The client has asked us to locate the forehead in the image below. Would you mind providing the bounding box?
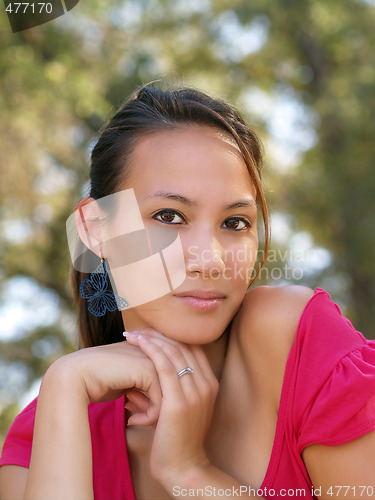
[126,126,256,198]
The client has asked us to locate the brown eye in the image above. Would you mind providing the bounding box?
[160,211,175,222]
[153,210,185,225]
[223,217,250,231]
[226,219,240,229]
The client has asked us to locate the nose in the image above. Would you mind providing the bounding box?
[184,227,226,278]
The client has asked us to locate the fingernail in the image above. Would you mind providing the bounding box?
[138,335,149,344]
[126,331,138,339]
[122,331,128,338]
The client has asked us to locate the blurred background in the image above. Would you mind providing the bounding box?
[1,0,375,446]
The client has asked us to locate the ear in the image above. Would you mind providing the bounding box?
[75,197,104,258]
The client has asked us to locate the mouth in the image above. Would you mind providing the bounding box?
[173,289,226,311]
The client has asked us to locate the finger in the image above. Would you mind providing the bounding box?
[125,400,142,414]
[141,335,196,377]
[126,327,183,347]
[136,336,198,402]
[127,329,217,396]
[127,330,196,382]
[125,332,162,352]
[127,328,195,368]
[190,345,219,389]
[127,407,158,427]
[127,394,159,427]
[127,329,215,383]
[143,338,219,410]
[128,368,162,426]
[126,390,150,413]
[137,334,215,392]
[140,335,196,371]
[126,390,161,426]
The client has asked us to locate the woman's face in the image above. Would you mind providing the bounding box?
[119,126,259,344]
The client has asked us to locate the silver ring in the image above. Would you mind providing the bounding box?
[177,367,194,378]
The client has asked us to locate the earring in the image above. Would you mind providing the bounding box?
[80,256,128,317]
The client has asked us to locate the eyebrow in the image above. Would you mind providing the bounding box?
[145,191,257,210]
[145,191,197,206]
[226,200,257,210]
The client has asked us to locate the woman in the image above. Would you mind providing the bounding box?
[0,84,374,500]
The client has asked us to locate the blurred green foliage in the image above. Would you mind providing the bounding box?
[1,0,375,446]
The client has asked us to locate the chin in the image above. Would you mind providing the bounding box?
[165,320,229,344]
[124,292,242,345]
[143,312,231,344]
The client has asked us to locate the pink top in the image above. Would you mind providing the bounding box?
[1,288,375,499]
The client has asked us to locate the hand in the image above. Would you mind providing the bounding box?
[126,328,219,488]
[125,389,155,424]
[46,341,162,426]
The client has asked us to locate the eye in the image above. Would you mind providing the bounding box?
[223,217,251,231]
[153,209,186,225]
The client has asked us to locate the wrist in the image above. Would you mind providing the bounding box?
[41,354,91,406]
[155,456,212,493]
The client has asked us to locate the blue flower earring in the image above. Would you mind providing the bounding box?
[79,255,128,317]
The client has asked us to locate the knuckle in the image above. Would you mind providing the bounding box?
[158,357,175,375]
[211,376,220,395]
[198,376,219,400]
[163,343,181,359]
[199,379,212,399]
[179,344,191,358]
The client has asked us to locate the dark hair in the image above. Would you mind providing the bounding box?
[71,83,270,348]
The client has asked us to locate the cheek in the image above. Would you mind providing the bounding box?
[224,239,258,284]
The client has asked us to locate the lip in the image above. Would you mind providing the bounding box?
[174,289,226,300]
[173,289,226,311]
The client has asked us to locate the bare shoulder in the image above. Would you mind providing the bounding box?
[233,285,315,407]
[238,284,315,343]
